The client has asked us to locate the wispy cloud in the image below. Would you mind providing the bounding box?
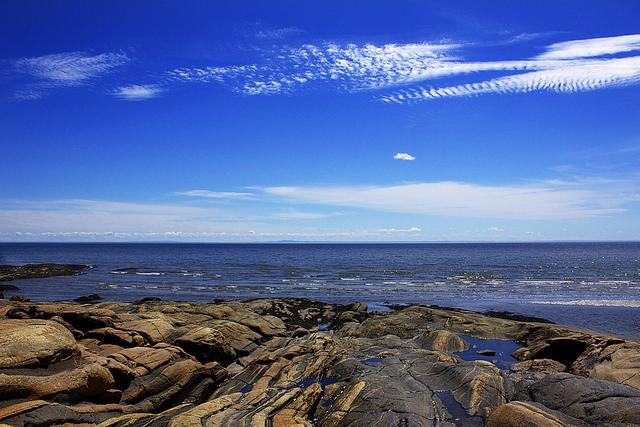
[537,34,640,60]
[394,152,416,161]
[167,34,640,102]
[264,180,631,220]
[113,84,163,100]
[10,51,129,99]
[168,42,462,95]
[176,190,256,200]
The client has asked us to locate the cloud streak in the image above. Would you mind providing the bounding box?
[537,34,640,60]
[176,190,256,200]
[264,180,629,220]
[382,56,640,103]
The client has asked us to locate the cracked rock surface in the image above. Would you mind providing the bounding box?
[0,298,639,426]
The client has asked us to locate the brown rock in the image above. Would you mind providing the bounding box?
[591,347,640,389]
[0,363,115,402]
[114,318,176,344]
[415,329,469,352]
[175,326,236,365]
[0,319,78,369]
[488,401,586,426]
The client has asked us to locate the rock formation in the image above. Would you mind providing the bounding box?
[0,298,638,426]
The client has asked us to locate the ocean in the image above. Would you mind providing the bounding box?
[1,242,639,337]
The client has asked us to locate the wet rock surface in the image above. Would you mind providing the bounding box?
[0,298,638,426]
[0,264,90,282]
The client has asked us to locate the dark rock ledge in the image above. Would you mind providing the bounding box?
[0,298,638,426]
[0,264,90,282]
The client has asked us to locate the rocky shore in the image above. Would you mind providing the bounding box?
[0,296,639,427]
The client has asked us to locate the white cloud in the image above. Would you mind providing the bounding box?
[11,51,128,98]
[537,34,640,60]
[113,84,163,100]
[264,180,629,219]
[176,190,256,200]
[488,227,505,232]
[394,152,416,161]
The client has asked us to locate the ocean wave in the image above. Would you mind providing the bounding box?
[518,280,575,285]
[532,299,640,307]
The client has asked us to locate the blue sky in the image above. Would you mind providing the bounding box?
[1,0,639,242]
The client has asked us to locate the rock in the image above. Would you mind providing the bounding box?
[86,327,140,347]
[0,264,89,281]
[0,298,638,426]
[591,347,640,389]
[488,401,586,426]
[336,310,359,323]
[478,349,496,356]
[0,284,18,291]
[122,359,213,411]
[174,326,236,365]
[512,359,566,373]
[136,297,161,303]
[0,363,115,402]
[115,319,176,344]
[484,310,554,324]
[346,302,368,313]
[415,330,469,352]
[516,336,589,370]
[74,294,102,303]
[527,373,640,425]
[10,295,30,302]
[112,346,184,376]
[0,400,124,426]
[0,319,78,368]
[292,327,309,337]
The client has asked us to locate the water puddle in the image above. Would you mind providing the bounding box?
[360,357,385,366]
[434,391,483,426]
[456,335,520,370]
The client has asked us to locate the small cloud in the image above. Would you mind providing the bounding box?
[113,84,163,101]
[488,227,505,232]
[394,152,416,161]
[176,190,256,200]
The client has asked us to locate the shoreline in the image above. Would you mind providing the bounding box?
[1,297,639,426]
[2,262,639,340]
